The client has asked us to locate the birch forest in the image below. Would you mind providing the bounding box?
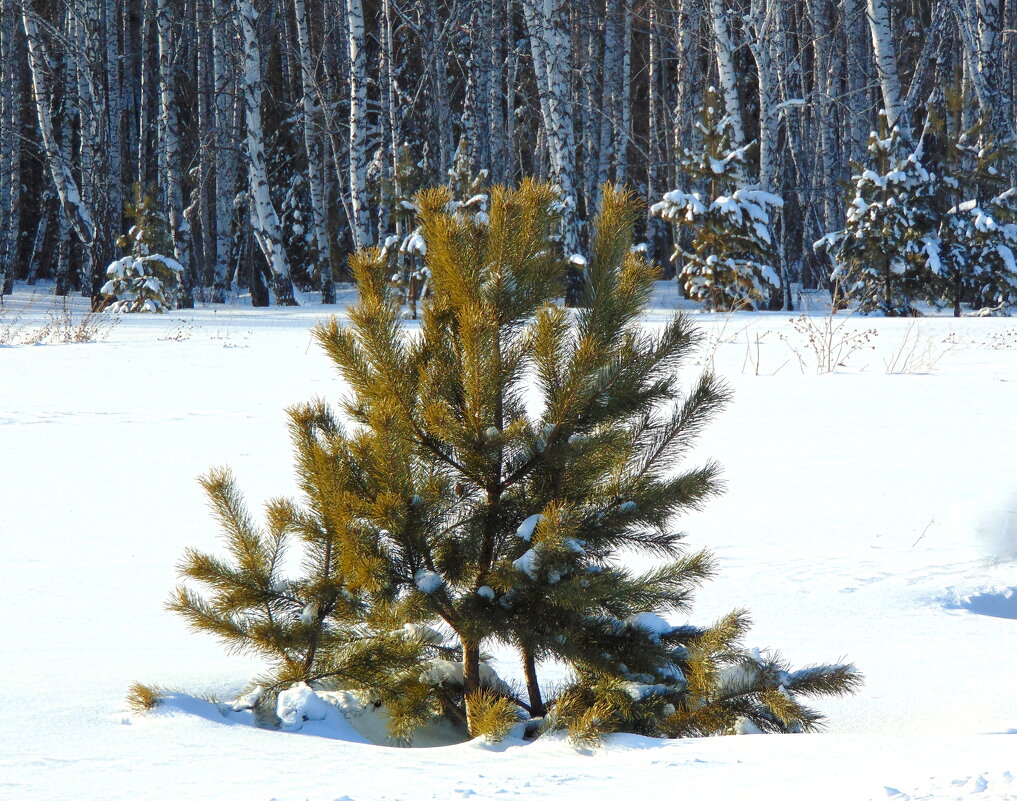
[1,0,1016,310]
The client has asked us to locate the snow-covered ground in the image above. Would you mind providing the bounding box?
[2,282,1016,800]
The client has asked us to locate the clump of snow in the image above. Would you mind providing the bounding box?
[516,514,543,541]
[399,623,444,644]
[626,612,673,642]
[733,716,764,735]
[513,548,540,578]
[619,501,637,513]
[230,685,265,712]
[298,602,317,623]
[619,682,670,701]
[419,660,512,695]
[477,586,495,601]
[414,569,444,594]
[276,683,335,732]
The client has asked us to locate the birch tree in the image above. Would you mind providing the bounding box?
[239,0,296,305]
[346,0,372,251]
[0,0,20,296]
[157,0,194,307]
[293,0,334,302]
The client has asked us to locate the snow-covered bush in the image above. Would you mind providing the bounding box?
[652,87,782,311]
[816,117,941,315]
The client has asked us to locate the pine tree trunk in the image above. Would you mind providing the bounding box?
[461,639,482,737]
[521,644,545,717]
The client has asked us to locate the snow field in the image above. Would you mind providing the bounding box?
[2,284,1017,800]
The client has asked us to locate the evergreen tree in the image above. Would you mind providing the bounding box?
[168,407,459,739]
[100,186,182,312]
[937,117,1017,315]
[652,88,783,312]
[173,181,859,742]
[383,138,490,319]
[817,115,941,315]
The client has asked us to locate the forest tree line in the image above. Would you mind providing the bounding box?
[0,0,1015,309]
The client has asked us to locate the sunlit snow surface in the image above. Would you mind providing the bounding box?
[3,282,1017,800]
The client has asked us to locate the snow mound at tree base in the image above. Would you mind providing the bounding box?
[143,684,473,748]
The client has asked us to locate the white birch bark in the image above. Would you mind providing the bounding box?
[157,0,194,307]
[596,0,622,195]
[346,0,372,251]
[239,0,296,304]
[520,0,579,265]
[843,0,870,161]
[616,0,632,185]
[747,0,779,191]
[211,0,237,301]
[950,0,1012,136]
[709,0,748,154]
[294,0,334,302]
[867,0,904,129]
[0,0,21,294]
[102,0,122,250]
[22,6,97,250]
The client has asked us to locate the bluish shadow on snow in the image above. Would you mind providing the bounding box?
[944,588,1017,619]
[151,692,372,744]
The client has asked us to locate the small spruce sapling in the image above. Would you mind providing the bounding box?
[816,115,941,315]
[936,116,1017,314]
[101,186,182,313]
[652,87,783,311]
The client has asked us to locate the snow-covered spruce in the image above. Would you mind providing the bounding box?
[816,117,940,316]
[653,88,782,312]
[936,117,1017,316]
[101,254,182,313]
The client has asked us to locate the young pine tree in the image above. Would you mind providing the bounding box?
[172,181,859,743]
[816,115,941,315]
[316,181,858,738]
[168,407,443,719]
[652,88,783,311]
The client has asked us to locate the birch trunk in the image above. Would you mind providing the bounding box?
[0,0,21,295]
[709,0,748,155]
[211,0,237,301]
[867,0,904,129]
[521,0,580,277]
[239,0,296,305]
[294,0,334,302]
[346,0,372,251]
[22,6,97,253]
[157,0,194,307]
